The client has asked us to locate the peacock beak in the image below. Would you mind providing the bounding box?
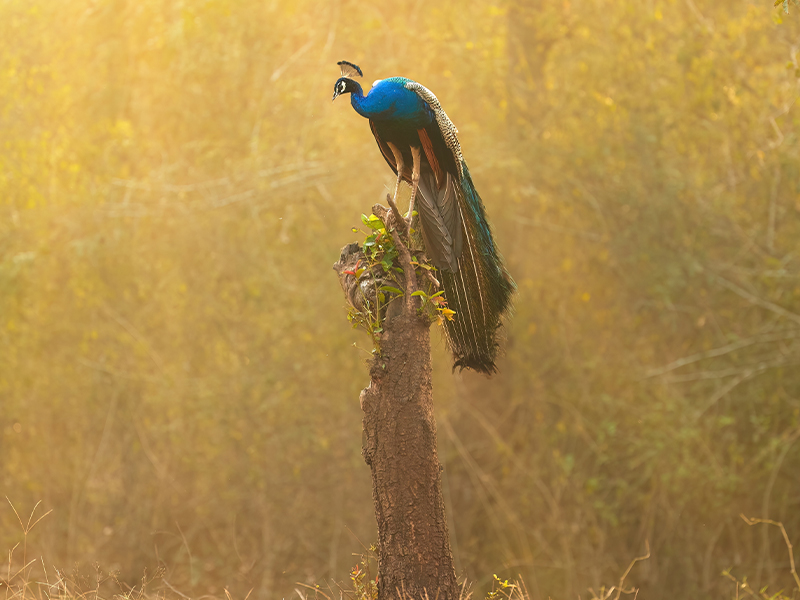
[332,90,340,102]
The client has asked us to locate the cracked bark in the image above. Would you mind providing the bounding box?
[334,203,458,600]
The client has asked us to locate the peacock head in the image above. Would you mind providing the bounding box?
[332,60,363,101]
[332,77,361,101]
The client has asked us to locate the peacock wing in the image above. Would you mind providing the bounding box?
[404,81,464,179]
[368,120,400,177]
[415,167,462,272]
[404,82,467,272]
[369,115,461,271]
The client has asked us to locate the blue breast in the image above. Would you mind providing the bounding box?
[351,77,433,128]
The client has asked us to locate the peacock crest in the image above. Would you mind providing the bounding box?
[337,60,363,79]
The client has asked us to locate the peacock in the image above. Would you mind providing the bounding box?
[333,61,514,375]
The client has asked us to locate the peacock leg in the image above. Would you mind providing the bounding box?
[386,142,405,205]
[408,146,421,224]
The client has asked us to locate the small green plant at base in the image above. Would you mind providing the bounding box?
[485,574,523,600]
[348,563,377,600]
[342,545,378,600]
[359,213,400,274]
[411,288,455,326]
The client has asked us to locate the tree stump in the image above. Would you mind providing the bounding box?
[333,201,459,600]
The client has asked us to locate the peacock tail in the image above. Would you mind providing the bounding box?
[435,163,514,375]
[404,81,514,374]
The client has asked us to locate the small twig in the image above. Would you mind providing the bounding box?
[412,250,440,289]
[385,194,410,240]
[375,199,438,294]
[8,559,36,582]
[722,569,760,598]
[458,579,469,600]
[424,269,440,290]
[612,540,650,600]
[294,582,332,600]
[174,523,195,590]
[6,498,25,531]
[643,329,800,378]
[740,514,800,593]
[714,274,800,326]
[685,0,715,33]
[767,163,781,253]
[99,300,165,373]
[162,579,192,600]
[767,116,785,151]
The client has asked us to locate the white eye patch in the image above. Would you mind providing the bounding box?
[339,81,347,93]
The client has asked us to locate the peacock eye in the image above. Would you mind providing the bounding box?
[339,81,347,94]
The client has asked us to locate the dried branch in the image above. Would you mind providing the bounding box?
[385,194,410,241]
[644,329,800,378]
[740,515,800,594]
[714,275,800,326]
[613,541,650,600]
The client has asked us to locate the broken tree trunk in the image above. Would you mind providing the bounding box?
[333,200,459,600]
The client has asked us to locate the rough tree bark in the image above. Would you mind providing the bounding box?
[333,200,459,600]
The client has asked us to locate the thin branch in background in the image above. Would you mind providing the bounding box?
[767,116,785,151]
[644,329,800,378]
[569,176,613,236]
[294,582,332,600]
[740,515,800,595]
[692,369,758,421]
[269,40,313,82]
[767,163,781,254]
[587,540,649,600]
[514,216,605,243]
[760,429,800,527]
[663,359,793,383]
[175,522,195,590]
[714,275,800,326]
[439,418,518,562]
[722,569,758,599]
[685,0,715,34]
[755,427,800,586]
[613,541,650,600]
[161,579,192,600]
[99,301,165,374]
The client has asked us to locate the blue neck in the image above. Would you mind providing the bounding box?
[348,82,370,118]
[348,78,432,125]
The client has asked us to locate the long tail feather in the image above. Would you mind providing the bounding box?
[439,163,514,375]
[416,167,461,272]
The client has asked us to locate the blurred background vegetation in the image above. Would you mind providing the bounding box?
[2,0,800,598]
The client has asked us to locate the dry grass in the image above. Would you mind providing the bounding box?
[5,499,798,600]
[3,498,168,600]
